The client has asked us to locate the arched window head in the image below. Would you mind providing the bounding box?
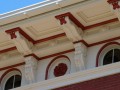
[0,68,22,90]
[45,55,71,80]
[97,42,120,66]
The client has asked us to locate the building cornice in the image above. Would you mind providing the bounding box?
[0,0,85,26]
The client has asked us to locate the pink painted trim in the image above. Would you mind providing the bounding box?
[55,12,85,29]
[5,27,66,44]
[73,36,120,47]
[89,36,120,47]
[0,62,25,71]
[107,0,120,10]
[96,42,120,67]
[39,49,75,60]
[5,29,19,39]
[0,49,74,72]
[24,49,75,61]
[24,54,40,60]
[34,33,66,44]
[45,55,70,80]
[0,36,120,66]
[0,47,16,54]
[73,40,89,47]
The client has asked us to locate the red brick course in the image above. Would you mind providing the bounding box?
[54,73,120,90]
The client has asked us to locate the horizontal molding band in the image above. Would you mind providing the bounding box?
[0,35,120,55]
[0,49,74,71]
[24,49,75,61]
[5,27,66,44]
[0,62,25,71]
[73,36,120,47]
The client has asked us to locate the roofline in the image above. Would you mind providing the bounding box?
[0,0,85,26]
[0,0,48,16]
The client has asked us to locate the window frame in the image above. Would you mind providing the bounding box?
[1,69,22,90]
[103,48,120,65]
[4,74,21,90]
[98,44,120,66]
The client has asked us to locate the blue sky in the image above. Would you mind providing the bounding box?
[0,0,45,14]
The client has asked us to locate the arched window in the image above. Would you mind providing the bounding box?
[0,68,22,90]
[103,49,120,65]
[97,42,120,66]
[5,75,21,90]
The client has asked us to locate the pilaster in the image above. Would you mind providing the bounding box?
[74,42,87,71]
[24,56,38,84]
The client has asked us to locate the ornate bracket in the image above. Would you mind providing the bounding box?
[55,16,67,25]
[5,29,19,39]
[5,28,32,55]
[55,13,83,42]
[107,0,120,10]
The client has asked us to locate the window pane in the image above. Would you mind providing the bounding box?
[5,76,14,90]
[14,75,21,88]
[103,49,113,65]
[114,49,120,63]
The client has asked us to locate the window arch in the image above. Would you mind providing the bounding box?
[0,68,22,90]
[96,42,120,66]
[45,55,71,80]
[103,49,120,65]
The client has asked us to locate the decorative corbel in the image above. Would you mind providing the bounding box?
[5,28,32,55]
[107,0,120,21]
[107,0,120,10]
[55,15,83,42]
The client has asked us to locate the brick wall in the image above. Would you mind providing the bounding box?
[54,73,120,90]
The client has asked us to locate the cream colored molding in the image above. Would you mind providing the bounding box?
[24,56,38,84]
[74,42,87,71]
[34,40,73,57]
[56,17,83,42]
[0,0,114,34]
[12,62,120,90]
[113,9,120,21]
[0,0,85,26]
[83,23,120,44]
[76,0,116,26]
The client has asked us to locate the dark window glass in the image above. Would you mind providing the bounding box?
[14,75,21,88]
[5,75,21,90]
[114,49,120,62]
[103,50,113,65]
[5,76,14,90]
[103,49,120,65]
